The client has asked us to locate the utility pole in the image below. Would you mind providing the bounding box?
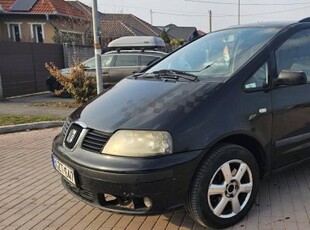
[238,0,240,25]
[150,9,153,25]
[209,10,212,33]
[92,0,103,94]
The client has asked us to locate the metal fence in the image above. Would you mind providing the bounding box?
[0,42,64,97]
[0,42,95,97]
[63,43,94,68]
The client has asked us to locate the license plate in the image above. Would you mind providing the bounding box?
[52,155,76,186]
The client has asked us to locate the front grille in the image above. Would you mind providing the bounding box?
[82,129,111,153]
[62,119,71,136]
[64,124,83,149]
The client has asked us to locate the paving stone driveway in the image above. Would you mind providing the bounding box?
[0,128,309,230]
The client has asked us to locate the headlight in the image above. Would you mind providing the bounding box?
[102,130,173,157]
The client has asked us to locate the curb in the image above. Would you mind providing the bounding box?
[6,91,51,100]
[0,121,64,134]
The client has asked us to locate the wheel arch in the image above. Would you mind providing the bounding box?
[207,134,267,178]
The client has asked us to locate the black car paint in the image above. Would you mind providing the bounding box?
[53,136,203,214]
[52,21,310,214]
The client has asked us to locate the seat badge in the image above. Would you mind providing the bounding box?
[66,129,77,143]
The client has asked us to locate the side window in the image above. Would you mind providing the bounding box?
[276,29,310,82]
[244,62,268,90]
[114,55,138,67]
[141,55,160,66]
[101,55,113,67]
[83,58,95,69]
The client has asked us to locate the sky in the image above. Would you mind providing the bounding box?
[77,0,310,32]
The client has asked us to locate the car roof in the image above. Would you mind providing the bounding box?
[227,18,310,30]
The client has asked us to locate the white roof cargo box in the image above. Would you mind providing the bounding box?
[108,36,166,49]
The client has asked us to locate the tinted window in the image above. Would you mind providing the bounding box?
[141,56,160,66]
[114,55,138,67]
[276,29,310,81]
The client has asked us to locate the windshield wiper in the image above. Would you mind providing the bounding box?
[149,69,199,82]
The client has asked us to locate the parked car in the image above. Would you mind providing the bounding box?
[46,36,166,91]
[51,18,310,229]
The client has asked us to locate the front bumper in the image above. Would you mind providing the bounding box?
[52,133,203,215]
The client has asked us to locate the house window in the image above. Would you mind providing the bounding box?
[5,22,22,42]
[29,23,45,43]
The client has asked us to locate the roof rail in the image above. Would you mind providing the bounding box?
[299,17,310,23]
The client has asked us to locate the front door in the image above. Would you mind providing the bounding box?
[272,28,310,169]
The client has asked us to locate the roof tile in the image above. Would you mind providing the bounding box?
[0,0,86,19]
[101,20,134,39]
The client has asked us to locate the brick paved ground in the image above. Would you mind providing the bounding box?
[0,128,309,230]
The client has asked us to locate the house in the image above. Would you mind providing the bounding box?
[67,1,162,46]
[0,0,163,47]
[0,0,89,44]
[197,30,206,37]
[0,0,164,47]
[100,14,162,46]
[157,24,200,43]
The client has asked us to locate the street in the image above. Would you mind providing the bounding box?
[0,128,309,230]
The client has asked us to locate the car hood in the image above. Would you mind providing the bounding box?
[70,78,222,133]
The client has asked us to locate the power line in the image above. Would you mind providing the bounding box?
[241,5,310,16]
[99,3,208,15]
[86,1,310,21]
[152,11,207,17]
[96,1,310,18]
[185,0,310,6]
[152,5,310,18]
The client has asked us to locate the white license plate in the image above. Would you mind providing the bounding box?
[52,155,76,186]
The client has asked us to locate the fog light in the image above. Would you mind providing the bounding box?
[143,197,153,208]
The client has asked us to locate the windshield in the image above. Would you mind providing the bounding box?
[147,27,280,80]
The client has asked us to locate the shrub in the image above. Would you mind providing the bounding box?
[170,38,184,46]
[45,62,97,104]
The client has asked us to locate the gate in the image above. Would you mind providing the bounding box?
[0,42,64,97]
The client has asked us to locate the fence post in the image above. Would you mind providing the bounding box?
[0,74,3,97]
[63,43,69,68]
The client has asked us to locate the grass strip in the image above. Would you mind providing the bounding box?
[31,101,80,109]
[0,114,64,126]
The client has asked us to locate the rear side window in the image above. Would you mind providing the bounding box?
[276,29,310,82]
[141,56,160,66]
[114,55,138,67]
[101,55,113,67]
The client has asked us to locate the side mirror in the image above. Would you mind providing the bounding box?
[276,70,307,86]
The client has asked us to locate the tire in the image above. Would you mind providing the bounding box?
[186,143,259,229]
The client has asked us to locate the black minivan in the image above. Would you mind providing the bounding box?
[52,19,310,228]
